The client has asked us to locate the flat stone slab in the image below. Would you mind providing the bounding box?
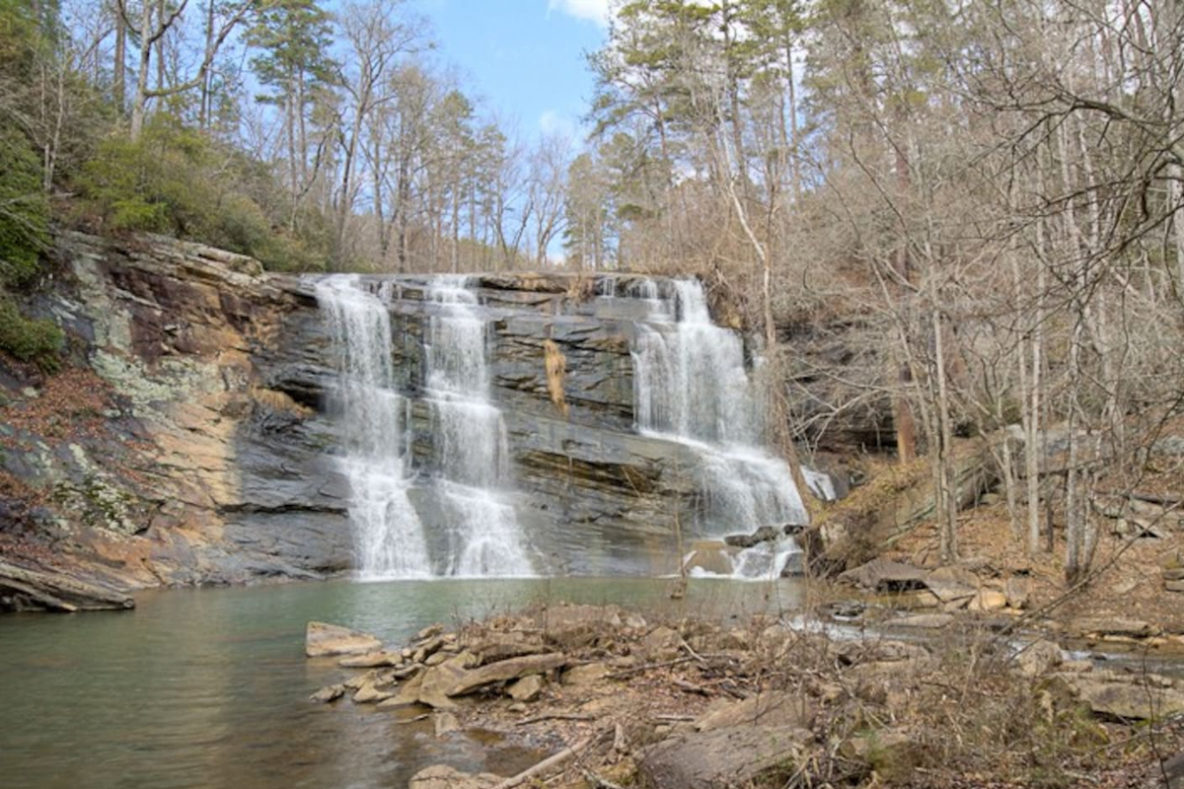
[1070,617,1160,638]
[642,724,811,789]
[305,621,384,657]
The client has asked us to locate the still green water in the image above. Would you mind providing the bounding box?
[0,577,802,789]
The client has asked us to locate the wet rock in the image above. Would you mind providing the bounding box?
[408,765,502,789]
[507,674,544,702]
[338,651,402,668]
[724,526,782,549]
[352,678,395,704]
[641,724,811,789]
[309,684,345,703]
[305,621,383,658]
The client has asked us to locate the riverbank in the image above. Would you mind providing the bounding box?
[308,595,1184,788]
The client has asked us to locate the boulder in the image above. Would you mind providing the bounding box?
[1004,577,1031,609]
[305,621,383,658]
[417,655,472,710]
[1063,675,1184,720]
[562,662,611,686]
[641,724,812,789]
[724,526,782,549]
[509,668,544,701]
[378,672,425,709]
[1167,580,1184,593]
[1013,639,1062,677]
[446,652,568,697]
[352,683,394,704]
[469,633,548,665]
[309,684,345,704]
[967,589,1008,612]
[641,626,683,660]
[507,674,545,702]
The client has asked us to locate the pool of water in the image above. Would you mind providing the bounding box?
[0,576,802,788]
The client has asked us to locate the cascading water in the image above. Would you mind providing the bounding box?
[422,277,534,577]
[628,279,808,579]
[314,275,431,579]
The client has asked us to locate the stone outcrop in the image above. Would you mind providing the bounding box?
[1,231,842,595]
[1,231,350,597]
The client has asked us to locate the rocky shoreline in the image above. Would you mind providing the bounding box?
[305,597,1184,788]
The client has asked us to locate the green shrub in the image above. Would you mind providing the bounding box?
[0,124,50,288]
[79,115,329,271]
[0,296,62,371]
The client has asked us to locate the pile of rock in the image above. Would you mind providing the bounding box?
[838,557,1030,619]
[303,602,1184,788]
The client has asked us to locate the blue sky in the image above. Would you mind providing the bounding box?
[413,0,610,143]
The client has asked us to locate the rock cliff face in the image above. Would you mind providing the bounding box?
[1,233,760,592]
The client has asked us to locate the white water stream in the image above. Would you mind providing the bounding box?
[422,277,533,577]
[314,275,430,579]
[627,279,808,579]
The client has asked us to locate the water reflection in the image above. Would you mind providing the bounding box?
[0,577,801,788]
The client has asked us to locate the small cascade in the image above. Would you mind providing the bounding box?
[314,275,431,579]
[422,277,534,577]
[627,279,808,578]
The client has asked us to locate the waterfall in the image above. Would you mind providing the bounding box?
[628,279,808,578]
[422,277,534,577]
[313,275,431,579]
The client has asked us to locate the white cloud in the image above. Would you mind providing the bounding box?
[548,0,612,27]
